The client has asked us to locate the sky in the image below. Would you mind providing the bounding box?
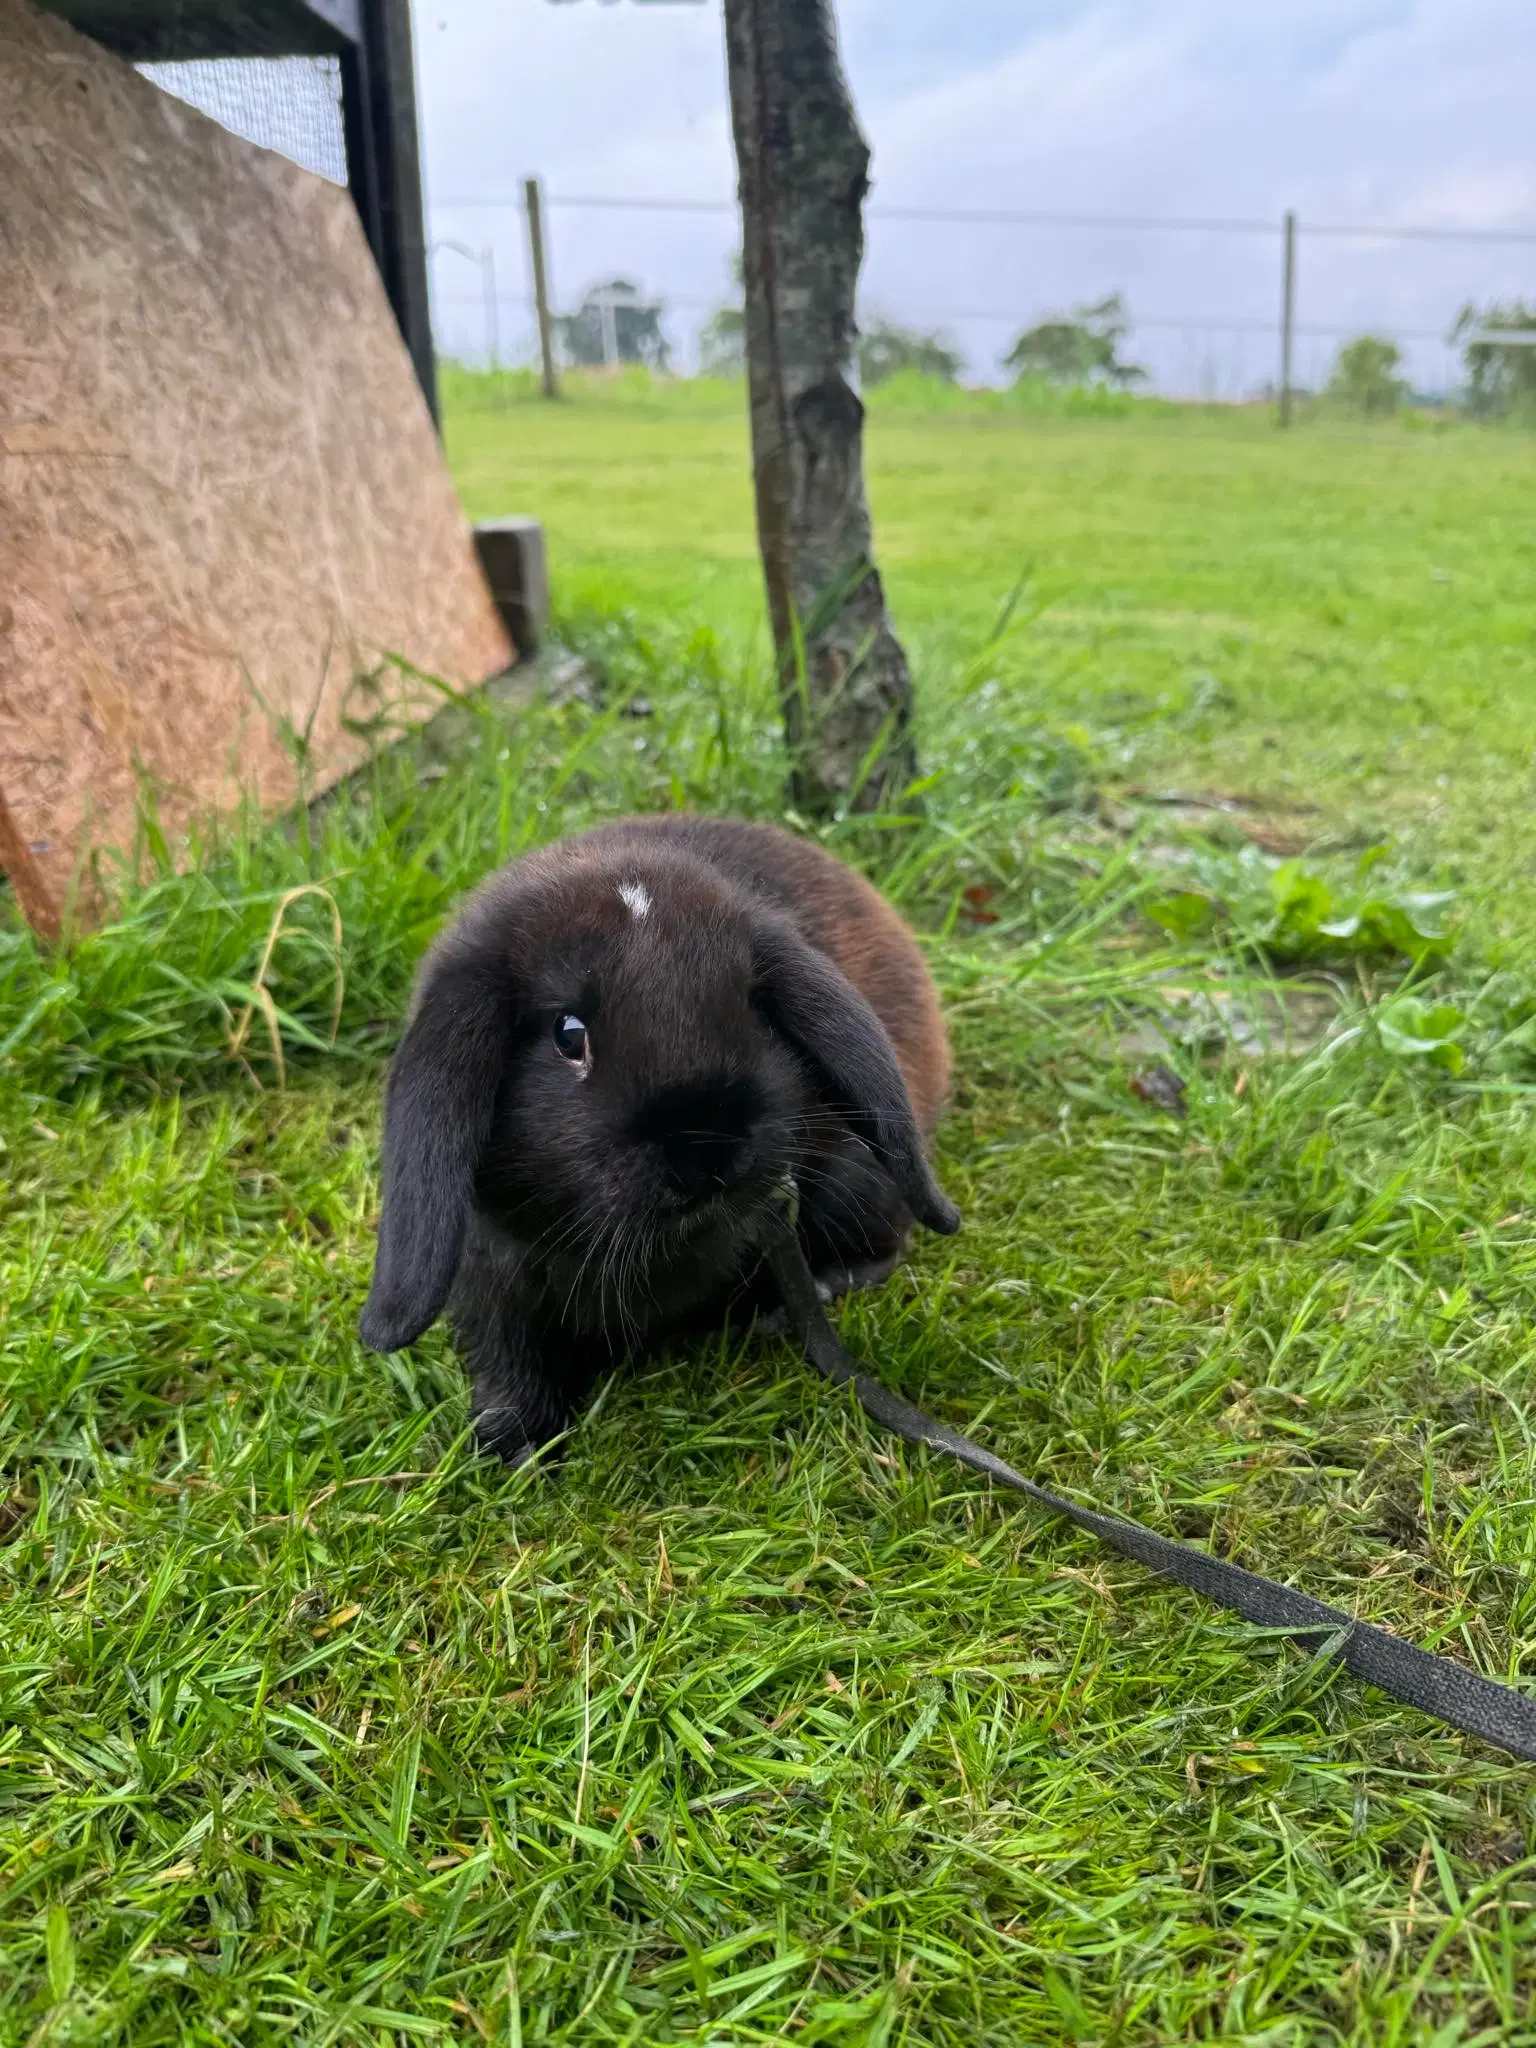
[414,0,1536,394]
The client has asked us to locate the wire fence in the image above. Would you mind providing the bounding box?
[427,188,1536,403]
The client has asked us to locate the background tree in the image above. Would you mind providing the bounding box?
[701,290,963,392]
[858,316,964,387]
[698,256,746,377]
[1003,293,1144,386]
[1453,301,1536,419]
[722,0,919,816]
[1327,334,1407,415]
[556,280,670,371]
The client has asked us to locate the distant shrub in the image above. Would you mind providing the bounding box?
[1005,374,1146,418]
[1453,301,1536,420]
[437,361,543,409]
[698,256,746,378]
[864,370,1178,420]
[858,317,965,387]
[698,304,745,378]
[1003,294,1144,388]
[1327,335,1408,416]
[862,368,982,412]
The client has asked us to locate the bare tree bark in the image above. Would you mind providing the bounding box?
[723,0,919,816]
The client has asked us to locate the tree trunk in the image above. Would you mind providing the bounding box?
[722,0,919,816]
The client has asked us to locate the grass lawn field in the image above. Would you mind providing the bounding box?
[3,373,1536,2043]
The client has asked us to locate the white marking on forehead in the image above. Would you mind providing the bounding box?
[617,880,652,920]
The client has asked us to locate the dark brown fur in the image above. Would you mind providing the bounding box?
[360,815,958,1461]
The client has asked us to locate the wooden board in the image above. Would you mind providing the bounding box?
[0,0,512,936]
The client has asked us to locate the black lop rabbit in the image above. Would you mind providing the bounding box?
[360,815,960,1462]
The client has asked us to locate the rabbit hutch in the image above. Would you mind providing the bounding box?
[0,0,518,939]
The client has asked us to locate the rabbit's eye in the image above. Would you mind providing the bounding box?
[553,1014,589,1067]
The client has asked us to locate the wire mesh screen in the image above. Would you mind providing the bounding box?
[138,57,346,185]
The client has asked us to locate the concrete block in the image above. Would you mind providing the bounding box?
[473,517,550,659]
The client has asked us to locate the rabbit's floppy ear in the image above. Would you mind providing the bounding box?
[360,943,512,1353]
[755,917,960,1236]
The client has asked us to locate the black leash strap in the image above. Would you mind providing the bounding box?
[765,1224,1536,1764]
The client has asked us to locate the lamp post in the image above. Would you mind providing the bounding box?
[430,238,500,370]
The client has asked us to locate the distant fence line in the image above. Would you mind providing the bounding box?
[425,187,1536,400]
[430,286,1455,348]
[442,193,1536,245]
[430,279,1459,342]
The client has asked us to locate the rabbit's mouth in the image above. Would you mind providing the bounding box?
[662,1177,765,1239]
[648,1160,795,1267]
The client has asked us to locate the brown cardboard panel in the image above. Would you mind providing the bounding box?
[0,0,512,930]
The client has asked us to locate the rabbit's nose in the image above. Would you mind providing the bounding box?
[631,1074,768,1207]
[661,1126,758,1205]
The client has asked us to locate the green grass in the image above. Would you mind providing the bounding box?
[3,373,1536,2043]
[448,371,1536,941]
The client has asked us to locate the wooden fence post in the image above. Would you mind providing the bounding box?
[524,177,560,399]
